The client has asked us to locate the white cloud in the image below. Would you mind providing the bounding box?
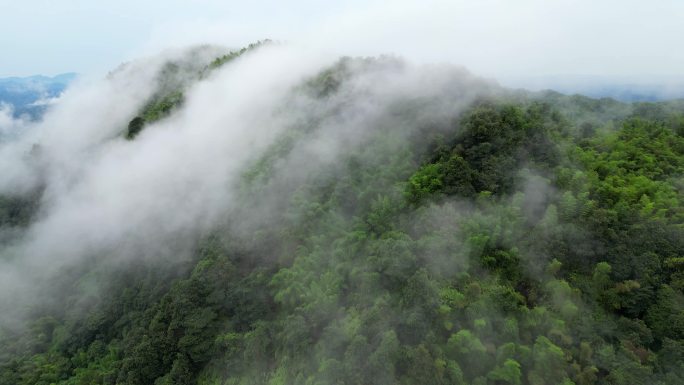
[0,41,499,327]
[0,44,334,323]
[0,103,34,143]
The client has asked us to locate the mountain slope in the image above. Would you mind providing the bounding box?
[0,44,683,385]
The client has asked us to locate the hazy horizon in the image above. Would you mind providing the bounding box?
[2,0,684,85]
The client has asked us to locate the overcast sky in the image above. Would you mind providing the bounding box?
[1,0,684,82]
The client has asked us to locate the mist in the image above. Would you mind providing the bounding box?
[2,4,683,384]
[0,45,318,322]
[0,104,28,139]
[0,40,504,330]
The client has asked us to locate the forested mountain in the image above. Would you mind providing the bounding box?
[1,43,683,385]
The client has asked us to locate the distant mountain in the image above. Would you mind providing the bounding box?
[0,73,77,119]
[501,74,684,102]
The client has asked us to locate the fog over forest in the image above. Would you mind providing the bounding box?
[2,2,684,385]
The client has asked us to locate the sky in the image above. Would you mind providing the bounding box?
[1,0,684,84]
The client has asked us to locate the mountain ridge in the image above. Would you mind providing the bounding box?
[0,44,683,385]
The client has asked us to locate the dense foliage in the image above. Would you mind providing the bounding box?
[1,51,684,385]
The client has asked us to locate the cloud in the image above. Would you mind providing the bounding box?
[0,103,29,139]
[0,41,502,328]
[0,44,333,325]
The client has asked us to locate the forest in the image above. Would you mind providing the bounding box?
[1,43,683,385]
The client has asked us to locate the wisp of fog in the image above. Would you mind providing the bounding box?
[0,43,499,328]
